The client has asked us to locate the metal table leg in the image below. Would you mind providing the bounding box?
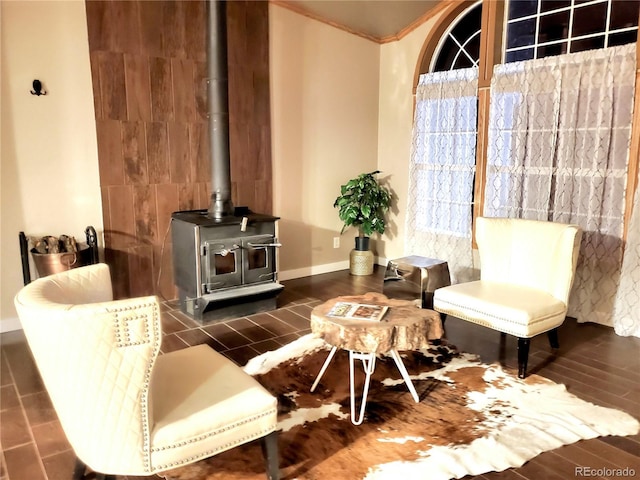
[311,347,420,425]
[349,351,376,425]
[310,346,337,393]
[389,349,419,403]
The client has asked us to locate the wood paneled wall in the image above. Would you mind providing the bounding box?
[85,0,271,300]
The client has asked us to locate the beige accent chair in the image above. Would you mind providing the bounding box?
[433,217,582,378]
[14,263,279,479]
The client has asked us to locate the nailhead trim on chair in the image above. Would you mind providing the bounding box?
[107,300,277,474]
[114,307,152,348]
[435,300,563,338]
[108,301,162,473]
[152,408,277,452]
[153,423,278,471]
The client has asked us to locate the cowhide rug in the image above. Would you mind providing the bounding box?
[163,334,639,480]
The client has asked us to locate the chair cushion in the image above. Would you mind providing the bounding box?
[149,344,277,471]
[433,281,568,337]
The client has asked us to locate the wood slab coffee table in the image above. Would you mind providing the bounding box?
[310,292,443,424]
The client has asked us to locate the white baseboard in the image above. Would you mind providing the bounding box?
[279,257,389,281]
[1,317,22,333]
[278,261,349,281]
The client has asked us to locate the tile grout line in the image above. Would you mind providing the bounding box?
[245,313,297,337]
[233,330,310,352]
[1,350,49,480]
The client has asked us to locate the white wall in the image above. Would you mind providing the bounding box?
[270,4,381,278]
[270,4,446,276]
[1,0,102,332]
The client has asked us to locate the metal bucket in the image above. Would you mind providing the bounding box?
[30,245,91,277]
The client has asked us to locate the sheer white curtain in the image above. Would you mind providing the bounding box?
[484,43,637,328]
[406,67,478,284]
[613,163,640,337]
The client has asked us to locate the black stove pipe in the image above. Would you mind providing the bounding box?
[207,0,234,219]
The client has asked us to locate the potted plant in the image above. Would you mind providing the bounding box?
[334,170,392,275]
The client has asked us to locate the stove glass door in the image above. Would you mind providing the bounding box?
[202,239,242,292]
[242,235,277,284]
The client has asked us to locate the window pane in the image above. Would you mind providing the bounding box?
[539,10,570,43]
[507,19,536,48]
[452,3,482,37]
[431,3,482,72]
[537,41,567,58]
[540,0,571,13]
[508,0,538,19]
[462,32,481,64]
[452,55,474,70]
[608,30,638,47]
[504,0,639,64]
[433,36,457,71]
[610,0,640,30]
[572,2,607,37]
[570,35,605,53]
[506,48,535,62]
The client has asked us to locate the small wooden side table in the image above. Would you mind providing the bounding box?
[310,292,443,424]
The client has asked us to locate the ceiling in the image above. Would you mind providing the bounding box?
[283,0,444,41]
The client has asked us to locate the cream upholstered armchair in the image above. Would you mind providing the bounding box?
[14,263,279,480]
[433,217,582,378]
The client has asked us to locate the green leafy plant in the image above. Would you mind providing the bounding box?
[334,170,392,237]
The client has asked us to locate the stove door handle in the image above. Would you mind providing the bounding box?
[247,242,282,248]
[214,244,240,256]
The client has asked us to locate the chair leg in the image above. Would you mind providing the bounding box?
[73,457,115,480]
[72,458,85,480]
[517,337,531,379]
[547,328,560,349]
[260,430,280,480]
[498,332,507,363]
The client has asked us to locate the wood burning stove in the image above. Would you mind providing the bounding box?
[172,210,283,322]
[171,1,283,322]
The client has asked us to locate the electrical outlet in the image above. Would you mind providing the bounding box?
[333,237,340,248]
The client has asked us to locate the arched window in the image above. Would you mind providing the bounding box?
[431,1,483,72]
[407,2,483,283]
[424,0,640,72]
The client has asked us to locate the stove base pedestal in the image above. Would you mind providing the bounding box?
[179,282,284,323]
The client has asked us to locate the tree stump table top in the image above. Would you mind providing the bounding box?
[310,292,444,354]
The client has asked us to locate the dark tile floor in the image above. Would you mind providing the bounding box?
[2,267,639,480]
[157,293,318,364]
